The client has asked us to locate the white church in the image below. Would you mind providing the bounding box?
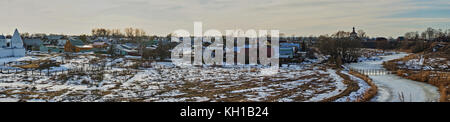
[0,29,26,58]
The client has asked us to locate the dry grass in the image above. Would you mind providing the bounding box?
[394,70,450,102]
[320,70,360,102]
[383,53,450,102]
[440,85,447,102]
[349,71,378,102]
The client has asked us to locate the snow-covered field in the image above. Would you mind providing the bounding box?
[348,53,440,102]
[0,54,372,102]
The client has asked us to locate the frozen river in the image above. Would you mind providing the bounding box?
[347,53,440,102]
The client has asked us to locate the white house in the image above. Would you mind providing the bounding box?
[0,29,26,58]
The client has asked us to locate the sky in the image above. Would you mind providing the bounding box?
[0,0,449,37]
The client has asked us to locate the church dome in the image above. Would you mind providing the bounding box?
[351,27,357,35]
[350,27,358,38]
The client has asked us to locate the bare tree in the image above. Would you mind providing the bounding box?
[425,27,435,40]
[332,31,350,38]
[124,27,135,40]
[357,30,366,38]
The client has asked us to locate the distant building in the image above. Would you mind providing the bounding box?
[279,47,295,59]
[44,35,64,45]
[24,38,43,51]
[280,43,301,53]
[0,29,26,58]
[350,27,358,39]
[40,45,64,53]
[397,37,406,41]
[114,44,139,56]
[92,42,109,48]
[46,35,64,41]
[64,39,93,52]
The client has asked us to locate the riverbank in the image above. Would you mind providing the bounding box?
[383,53,450,102]
[347,53,440,102]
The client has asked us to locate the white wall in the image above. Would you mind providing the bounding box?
[0,39,6,48]
[0,48,25,58]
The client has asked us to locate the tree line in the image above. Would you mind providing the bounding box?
[396,27,449,53]
[404,27,450,41]
[91,28,148,40]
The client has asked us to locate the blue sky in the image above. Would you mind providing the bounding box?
[0,0,449,37]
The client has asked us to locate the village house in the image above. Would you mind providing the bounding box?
[44,35,64,45]
[114,44,139,56]
[40,45,64,53]
[39,38,65,53]
[23,38,43,51]
[46,35,64,41]
[64,39,93,52]
[92,42,109,48]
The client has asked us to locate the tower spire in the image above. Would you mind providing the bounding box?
[11,28,24,48]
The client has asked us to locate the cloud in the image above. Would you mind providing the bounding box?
[0,0,448,37]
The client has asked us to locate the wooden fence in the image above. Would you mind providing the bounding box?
[348,67,394,76]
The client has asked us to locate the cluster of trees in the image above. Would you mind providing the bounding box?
[91,28,123,38]
[400,27,449,53]
[363,27,449,53]
[124,28,147,41]
[17,33,62,39]
[318,32,362,66]
[331,30,367,38]
[91,28,148,40]
[371,38,400,52]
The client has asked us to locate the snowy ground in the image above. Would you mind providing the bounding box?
[0,54,371,102]
[392,54,449,71]
[335,71,370,102]
[348,53,440,102]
